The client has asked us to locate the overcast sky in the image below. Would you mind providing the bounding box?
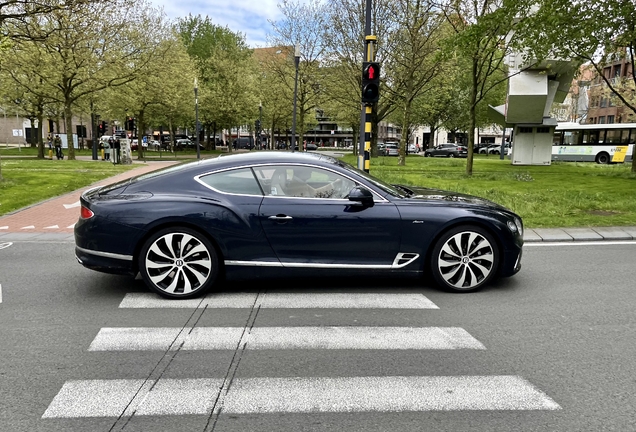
[148,0,287,47]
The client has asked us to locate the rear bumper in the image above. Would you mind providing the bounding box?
[75,246,135,276]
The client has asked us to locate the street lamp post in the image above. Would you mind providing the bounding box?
[194,77,200,159]
[258,101,263,149]
[291,44,300,153]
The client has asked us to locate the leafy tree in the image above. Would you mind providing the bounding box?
[524,0,636,172]
[177,14,259,148]
[439,0,535,175]
[383,0,445,165]
[268,0,329,148]
[8,0,165,160]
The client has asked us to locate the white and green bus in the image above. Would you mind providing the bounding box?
[552,122,635,164]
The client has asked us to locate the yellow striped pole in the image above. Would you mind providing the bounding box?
[364,106,372,171]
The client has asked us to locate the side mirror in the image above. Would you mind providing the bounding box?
[348,186,374,207]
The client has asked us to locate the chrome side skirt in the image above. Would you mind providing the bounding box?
[225,253,419,270]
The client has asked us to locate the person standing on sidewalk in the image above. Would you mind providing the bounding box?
[53,134,63,160]
[47,134,53,159]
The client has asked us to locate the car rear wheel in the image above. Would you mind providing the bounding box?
[430,225,499,293]
[448,153,455,158]
[424,152,431,157]
[138,227,219,299]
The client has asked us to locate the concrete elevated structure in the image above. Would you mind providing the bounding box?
[490,54,579,165]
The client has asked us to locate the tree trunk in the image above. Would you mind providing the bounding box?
[398,100,411,167]
[37,111,44,159]
[466,57,479,176]
[64,103,75,160]
[137,111,145,160]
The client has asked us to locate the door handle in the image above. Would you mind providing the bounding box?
[268,215,293,221]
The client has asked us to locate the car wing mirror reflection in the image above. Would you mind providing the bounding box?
[347,186,374,207]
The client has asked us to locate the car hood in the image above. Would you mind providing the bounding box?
[398,186,507,211]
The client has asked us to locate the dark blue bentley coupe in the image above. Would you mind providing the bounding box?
[74,152,523,299]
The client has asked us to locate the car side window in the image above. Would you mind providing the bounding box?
[198,168,263,196]
[253,165,356,199]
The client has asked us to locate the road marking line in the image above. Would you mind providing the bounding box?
[63,201,80,209]
[0,284,2,303]
[67,223,75,229]
[44,225,59,229]
[0,226,7,230]
[42,376,559,418]
[525,241,636,247]
[88,327,485,351]
[20,225,35,229]
[119,292,439,309]
[0,242,12,250]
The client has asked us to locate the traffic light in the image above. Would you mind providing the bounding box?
[361,62,380,103]
[255,119,261,131]
[99,121,106,136]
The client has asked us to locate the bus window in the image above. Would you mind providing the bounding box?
[563,131,580,145]
[583,130,602,144]
[553,131,563,145]
[623,129,633,144]
[605,129,623,144]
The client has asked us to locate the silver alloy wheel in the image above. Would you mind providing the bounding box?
[436,230,495,290]
[144,232,213,296]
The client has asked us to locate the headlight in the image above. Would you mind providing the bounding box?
[514,217,523,236]
[506,218,523,236]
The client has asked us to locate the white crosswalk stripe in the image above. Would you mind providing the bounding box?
[119,292,439,309]
[42,376,559,418]
[88,326,486,351]
[43,290,561,419]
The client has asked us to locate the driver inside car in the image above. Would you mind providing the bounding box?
[285,168,348,198]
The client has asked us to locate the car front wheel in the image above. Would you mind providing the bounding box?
[424,153,431,157]
[448,153,455,158]
[138,227,219,299]
[430,225,499,293]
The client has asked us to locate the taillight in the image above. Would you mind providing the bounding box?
[80,205,94,219]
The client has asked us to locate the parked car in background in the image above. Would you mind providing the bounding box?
[408,144,417,153]
[306,142,318,151]
[75,152,524,298]
[175,139,204,151]
[424,143,468,158]
[487,143,511,155]
[384,143,399,156]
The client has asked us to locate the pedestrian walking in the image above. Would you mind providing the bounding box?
[53,134,63,160]
[105,137,113,161]
[47,134,53,159]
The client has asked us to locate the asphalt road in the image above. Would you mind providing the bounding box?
[0,239,635,432]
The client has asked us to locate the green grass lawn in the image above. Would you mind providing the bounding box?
[1,150,635,228]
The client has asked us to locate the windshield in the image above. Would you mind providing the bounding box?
[335,158,407,198]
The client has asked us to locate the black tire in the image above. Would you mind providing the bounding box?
[448,153,455,158]
[429,225,499,293]
[138,227,219,299]
[424,152,431,157]
[596,152,610,164]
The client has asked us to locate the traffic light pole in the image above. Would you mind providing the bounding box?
[358,0,375,172]
[358,35,377,173]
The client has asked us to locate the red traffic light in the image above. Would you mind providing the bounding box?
[361,62,381,103]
